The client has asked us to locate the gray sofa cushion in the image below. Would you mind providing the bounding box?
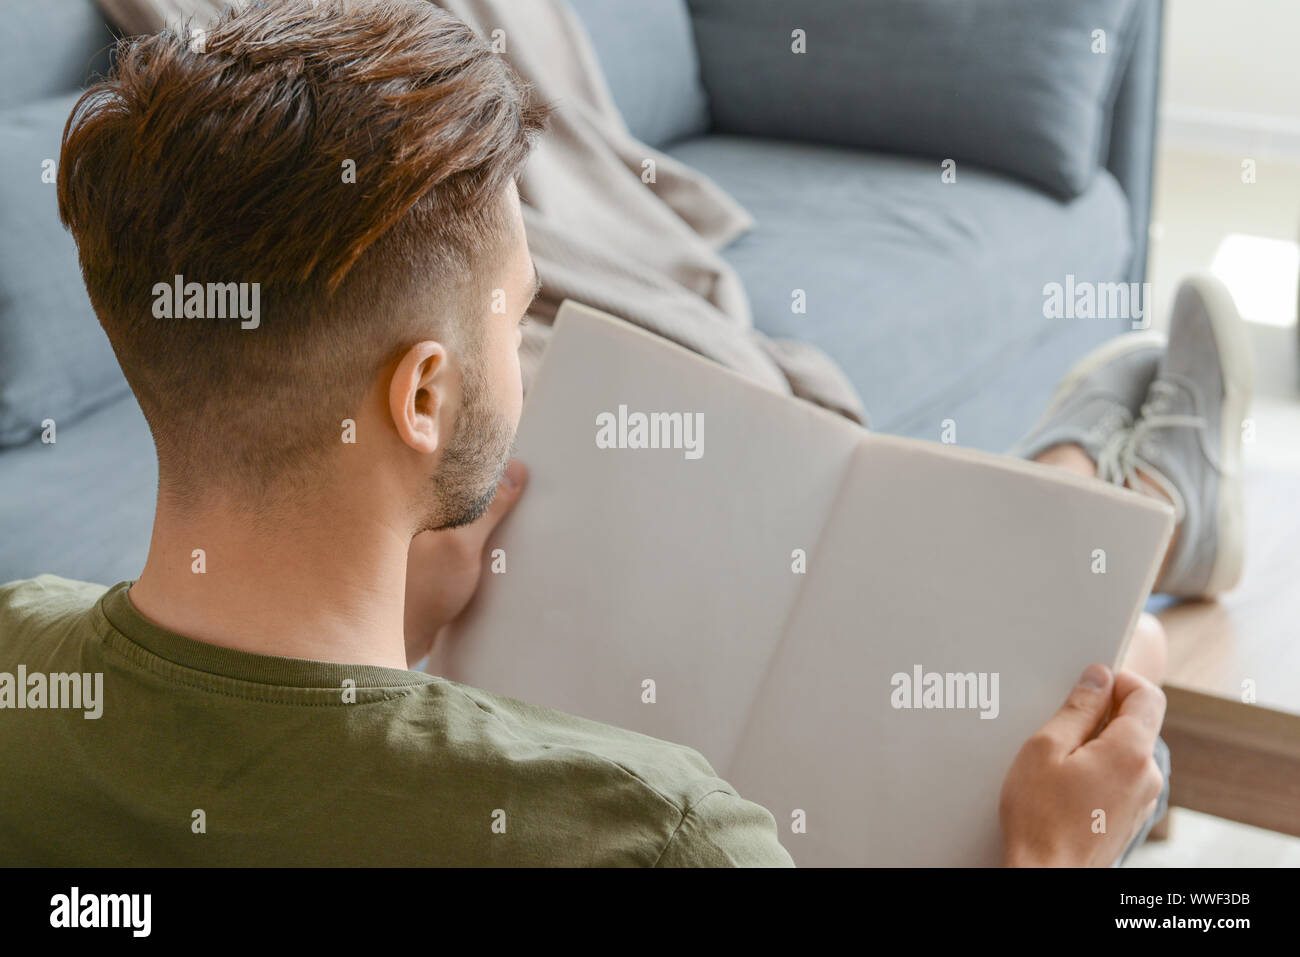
[567,0,710,148]
[686,0,1139,199]
[667,135,1135,450]
[0,91,131,447]
[0,391,155,586]
[0,0,116,109]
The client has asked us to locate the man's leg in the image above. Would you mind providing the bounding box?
[1015,275,1255,600]
[1120,611,1168,688]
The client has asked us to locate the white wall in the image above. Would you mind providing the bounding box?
[1159,0,1300,156]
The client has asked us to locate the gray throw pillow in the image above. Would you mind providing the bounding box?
[0,92,129,447]
[687,0,1140,198]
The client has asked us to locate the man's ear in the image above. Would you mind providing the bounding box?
[389,340,449,454]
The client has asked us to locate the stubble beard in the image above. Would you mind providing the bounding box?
[419,359,516,533]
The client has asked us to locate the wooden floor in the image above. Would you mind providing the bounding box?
[1125,807,1300,867]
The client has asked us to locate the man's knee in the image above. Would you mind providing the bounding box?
[1123,612,1168,686]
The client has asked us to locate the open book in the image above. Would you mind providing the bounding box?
[427,301,1174,866]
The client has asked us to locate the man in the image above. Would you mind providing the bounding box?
[0,0,1247,866]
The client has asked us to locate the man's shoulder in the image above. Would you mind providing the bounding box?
[417,678,793,866]
[438,677,722,804]
[0,575,109,635]
[0,575,110,673]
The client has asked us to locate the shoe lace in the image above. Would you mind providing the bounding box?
[1095,381,1205,524]
[1083,405,1132,450]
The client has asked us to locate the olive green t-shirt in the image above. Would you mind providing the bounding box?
[0,575,793,867]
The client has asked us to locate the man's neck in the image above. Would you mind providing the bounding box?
[128,485,412,671]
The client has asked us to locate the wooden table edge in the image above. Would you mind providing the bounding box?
[1161,684,1300,838]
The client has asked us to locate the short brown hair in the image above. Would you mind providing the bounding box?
[58,0,547,500]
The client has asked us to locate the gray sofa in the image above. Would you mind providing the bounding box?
[0,0,1163,587]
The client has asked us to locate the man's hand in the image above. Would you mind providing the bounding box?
[403,459,528,667]
[1000,664,1167,867]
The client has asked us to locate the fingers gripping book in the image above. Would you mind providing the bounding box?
[426,301,1174,866]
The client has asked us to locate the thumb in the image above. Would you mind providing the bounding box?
[479,458,528,533]
[1036,664,1114,758]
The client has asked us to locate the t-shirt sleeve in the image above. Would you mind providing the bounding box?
[653,789,795,868]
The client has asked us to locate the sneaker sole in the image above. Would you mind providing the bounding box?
[1184,276,1255,597]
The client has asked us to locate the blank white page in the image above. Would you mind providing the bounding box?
[428,302,863,768]
[725,435,1172,865]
